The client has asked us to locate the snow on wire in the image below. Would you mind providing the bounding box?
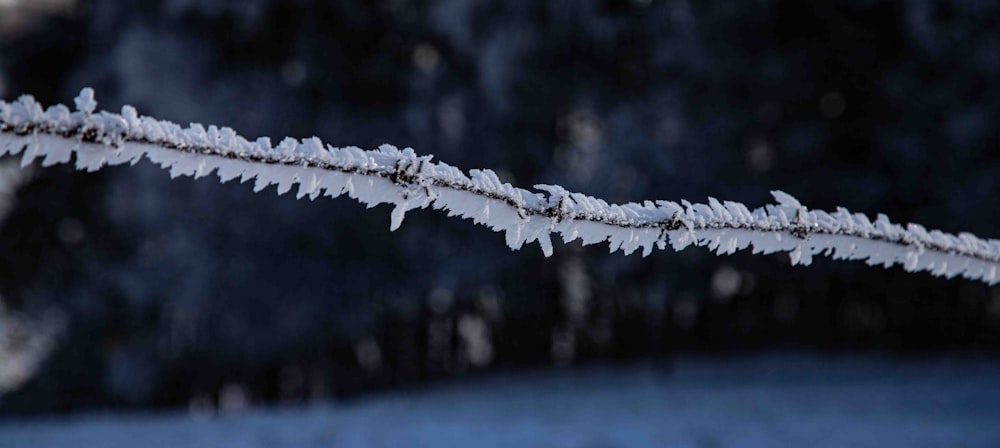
[2,88,999,284]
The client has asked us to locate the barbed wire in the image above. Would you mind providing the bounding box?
[2,89,999,283]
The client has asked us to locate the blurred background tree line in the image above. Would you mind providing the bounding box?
[1,0,1000,414]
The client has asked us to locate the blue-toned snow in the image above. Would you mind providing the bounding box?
[3,353,1000,448]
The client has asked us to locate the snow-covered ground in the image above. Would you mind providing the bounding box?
[3,353,1000,447]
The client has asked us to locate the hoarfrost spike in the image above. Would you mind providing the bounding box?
[1,89,999,283]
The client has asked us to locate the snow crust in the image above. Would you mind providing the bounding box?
[2,89,999,283]
[5,354,1000,448]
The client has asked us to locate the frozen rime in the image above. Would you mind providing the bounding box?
[2,89,1000,284]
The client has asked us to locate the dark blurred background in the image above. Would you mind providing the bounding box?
[1,0,1000,417]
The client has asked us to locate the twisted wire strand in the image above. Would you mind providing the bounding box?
[2,89,998,283]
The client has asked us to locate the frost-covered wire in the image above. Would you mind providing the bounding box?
[2,89,999,284]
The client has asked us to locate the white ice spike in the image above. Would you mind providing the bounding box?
[1,89,999,283]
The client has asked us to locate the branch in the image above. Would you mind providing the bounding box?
[2,89,998,284]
